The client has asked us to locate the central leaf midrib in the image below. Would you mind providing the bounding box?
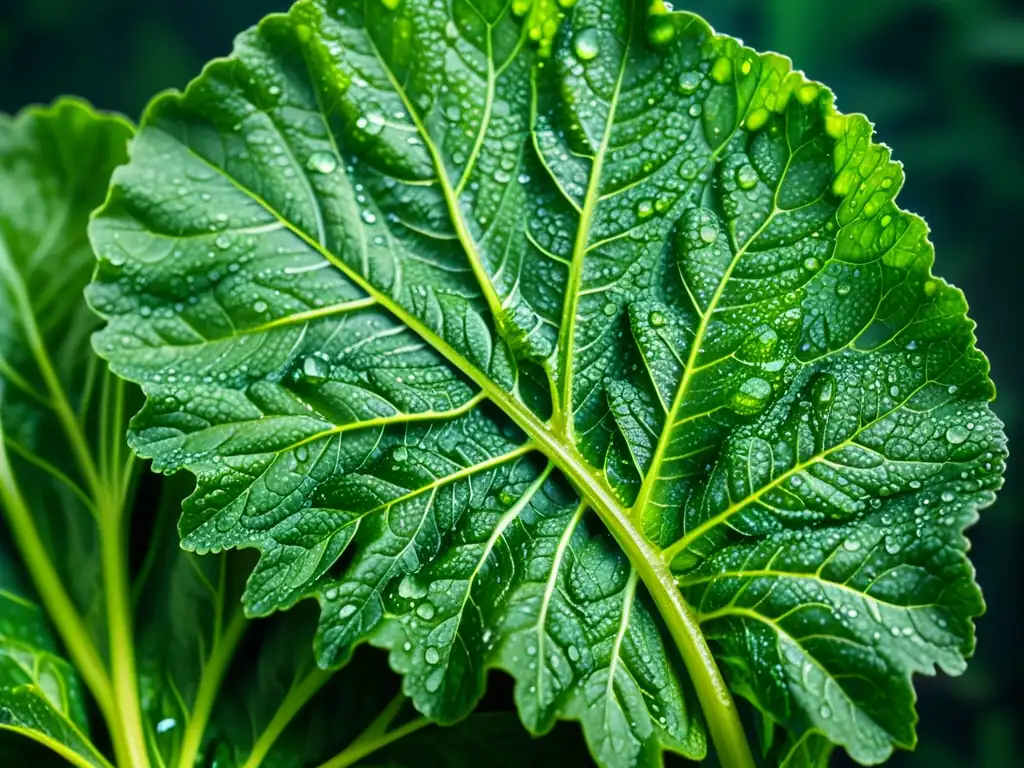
[162,115,747,768]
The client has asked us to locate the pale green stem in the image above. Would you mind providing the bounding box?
[2,209,149,768]
[0,435,116,727]
[100,487,151,768]
[314,716,432,768]
[175,610,249,768]
[240,668,335,768]
[352,692,406,742]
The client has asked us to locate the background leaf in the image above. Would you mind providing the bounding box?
[0,97,133,657]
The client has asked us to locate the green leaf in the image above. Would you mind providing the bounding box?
[0,584,110,768]
[0,97,133,659]
[87,0,1007,766]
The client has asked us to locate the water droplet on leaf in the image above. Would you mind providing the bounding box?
[677,71,701,95]
[736,164,759,190]
[574,29,599,60]
[731,377,772,415]
[307,151,338,174]
[945,425,969,445]
[302,356,329,382]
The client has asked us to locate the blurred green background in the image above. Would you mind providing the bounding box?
[0,0,1020,766]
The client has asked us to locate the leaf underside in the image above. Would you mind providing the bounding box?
[87,0,1006,765]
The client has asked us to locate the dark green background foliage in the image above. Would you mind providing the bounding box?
[0,1,1019,766]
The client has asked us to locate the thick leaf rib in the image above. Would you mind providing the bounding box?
[88,1,1006,766]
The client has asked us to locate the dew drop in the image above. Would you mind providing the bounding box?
[307,151,338,174]
[815,374,836,407]
[398,575,428,599]
[679,160,698,180]
[425,648,441,665]
[699,223,718,244]
[731,377,772,415]
[797,84,819,105]
[253,300,269,313]
[338,604,357,619]
[358,110,386,136]
[803,257,821,272]
[677,71,701,95]
[711,57,733,84]
[393,446,410,462]
[215,234,232,250]
[416,602,436,620]
[647,15,676,47]
[302,356,329,382]
[745,108,770,132]
[736,164,759,190]
[843,539,861,552]
[603,302,617,317]
[835,282,852,297]
[945,425,969,445]
[573,28,599,60]
[637,200,654,219]
[649,311,666,328]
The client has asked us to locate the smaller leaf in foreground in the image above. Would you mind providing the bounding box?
[0,586,109,768]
